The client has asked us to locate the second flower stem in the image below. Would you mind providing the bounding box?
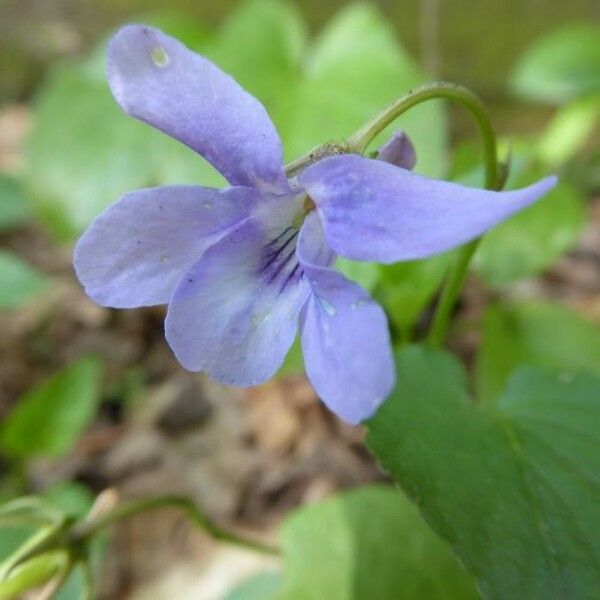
[71,495,280,557]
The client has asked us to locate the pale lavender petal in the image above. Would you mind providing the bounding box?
[299,154,558,263]
[295,209,336,268]
[107,25,288,193]
[74,185,259,308]
[165,218,310,385]
[297,213,395,424]
[377,130,416,170]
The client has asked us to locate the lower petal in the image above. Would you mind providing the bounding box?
[297,213,395,424]
[165,218,310,385]
[74,185,259,308]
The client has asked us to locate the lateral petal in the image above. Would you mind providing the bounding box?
[74,185,258,307]
[297,213,395,424]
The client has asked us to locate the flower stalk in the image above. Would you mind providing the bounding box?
[348,82,501,346]
[347,81,499,189]
[70,495,280,556]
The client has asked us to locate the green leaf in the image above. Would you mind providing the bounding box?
[375,253,451,337]
[476,301,600,405]
[0,488,97,598]
[0,176,28,232]
[0,529,33,564]
[143,11,210,53]
[511,24,600,104]
[475,168,585,286]
[536,95,600,166]
[44,482,94,519]
[0,485,93,589]
[0,523,64,582]
[53,564,89,600]
[367,346,600,599]
[278,485,478,600]
[207,0,305,102]
[0,497,63,528]
[0,550,69,600]
[277,338,304,377]
[1,357,103,458]
[283,4,447,176]
[224,571,282,600]
[0,251,46,310]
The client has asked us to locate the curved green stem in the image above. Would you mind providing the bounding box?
[347,82,498,189]
[71,496,280,557]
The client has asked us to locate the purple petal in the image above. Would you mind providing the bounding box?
[376,131,416,170]
[74,185,258,307]
[165,218,310,385]
[297,213,395,424]
[299,154,558,263]
[107,25,288,193]
[295,209,336,268]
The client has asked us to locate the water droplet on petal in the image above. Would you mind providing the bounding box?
[150,46,170,68]
[160,254,169,263]
[203,201,212,209]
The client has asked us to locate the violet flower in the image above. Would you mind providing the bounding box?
[74,26,556,424]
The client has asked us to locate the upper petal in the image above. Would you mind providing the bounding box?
[297,213,395,424]
[107,25,288,193]
[165,217,310,385]
[299,154,557,263]
[74,185,258,307]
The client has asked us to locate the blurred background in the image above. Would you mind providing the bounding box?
[0,0,599,598]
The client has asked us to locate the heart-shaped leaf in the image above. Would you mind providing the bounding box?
[367,346,600,599]
[477,301,600,405]
[278,485,478,599]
